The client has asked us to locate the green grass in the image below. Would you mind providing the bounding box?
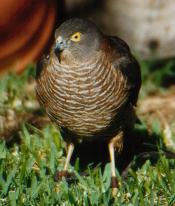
[0,60,175,205]
[0,123,175,206]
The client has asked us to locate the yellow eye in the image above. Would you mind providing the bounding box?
[70,32,82,42]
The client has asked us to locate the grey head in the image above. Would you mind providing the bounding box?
[54,18,104,64]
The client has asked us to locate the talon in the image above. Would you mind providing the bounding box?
[111,176,118,197]
[111,176,119,188]
[112,188,118,197]
[54,170,75,182]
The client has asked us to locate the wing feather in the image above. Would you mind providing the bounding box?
[107,36,141,106]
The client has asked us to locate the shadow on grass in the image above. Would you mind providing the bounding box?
[4,117,175,181]
[71,120,175,177]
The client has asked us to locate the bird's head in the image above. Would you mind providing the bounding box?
[54,18,103,64]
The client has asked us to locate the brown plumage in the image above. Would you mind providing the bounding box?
[36,18,141,195]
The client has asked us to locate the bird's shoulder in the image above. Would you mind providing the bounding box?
[36,54,50,80]
[35,53,53,108]
[103,36,141,106]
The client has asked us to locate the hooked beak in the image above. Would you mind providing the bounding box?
[54,36,67,56]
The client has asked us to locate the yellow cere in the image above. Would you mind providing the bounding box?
[70,32,82,42]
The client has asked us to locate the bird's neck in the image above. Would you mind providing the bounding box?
[51,50,106,72]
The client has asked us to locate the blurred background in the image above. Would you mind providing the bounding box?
[1,0,175,74]
[0,0,175,149]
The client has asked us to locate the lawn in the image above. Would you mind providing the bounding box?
[0,60,175,206]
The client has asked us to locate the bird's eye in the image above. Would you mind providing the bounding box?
[70,32,82,42]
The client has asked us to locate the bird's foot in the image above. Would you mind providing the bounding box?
[111,176,119,197]
[54,170,76,183]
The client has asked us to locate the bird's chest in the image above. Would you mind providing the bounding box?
[54,64,116,108]
[43,62,125,137]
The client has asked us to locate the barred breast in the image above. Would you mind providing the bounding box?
[36,52,129,140]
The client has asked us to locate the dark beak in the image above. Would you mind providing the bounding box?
[54,37,66,56]
[54,43,63,56]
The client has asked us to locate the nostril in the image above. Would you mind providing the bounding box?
[55,39,66,55]
[56,39,64,45]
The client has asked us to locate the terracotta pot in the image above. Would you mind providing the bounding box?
[0,0,57,75]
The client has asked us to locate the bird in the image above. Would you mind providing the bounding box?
[36,18,141,195]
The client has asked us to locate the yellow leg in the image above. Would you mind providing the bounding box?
[108,131,124,197]
[54,143,75,181]
[63,143,74,171]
